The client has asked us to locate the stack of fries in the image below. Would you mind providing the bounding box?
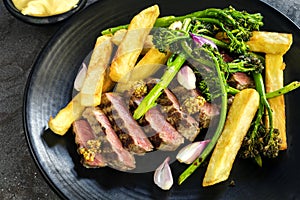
[48,5,163,135]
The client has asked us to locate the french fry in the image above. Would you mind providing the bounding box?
[80,35,113,106]
[203,89,260,187]
[111,29,154,53]
[102,68,115,92]
[48,70,114,136]
[247,31,293,150]
[130,48,170,81]
[115,47,170,92]
[48,94,85,136]
[111,29,127,45]
[109,5,160,82]
[265,54,287,150]
[247,31,293,54]
[49,36,114,135]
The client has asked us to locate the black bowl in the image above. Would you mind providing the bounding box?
[3,0,87,25]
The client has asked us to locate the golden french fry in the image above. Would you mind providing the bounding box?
[265,54,287,150]
[247,31,293,54]
[80,35,113,106]
[111,29,154,55]
[48,94,85,136]
[115,47,170,92]
[130,48,170,81]
[109,5,160,82]
[49,36,114,135]
[111,29,154,48]
[111,29,127,45]
[111,29,154,54]
[102,68,115,92]
[203,88,260,187]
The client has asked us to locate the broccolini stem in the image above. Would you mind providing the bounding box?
[228,81,300,98]
[101,25,129,35]
[250,103,264,139]
[266,81,300,99]
[227,86,240,94]
[253,72,274,137]
[133,54,186,119]
[178,48,228,185]
[154,8,237,28]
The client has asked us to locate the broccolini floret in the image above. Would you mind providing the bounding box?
[228,53,265,73]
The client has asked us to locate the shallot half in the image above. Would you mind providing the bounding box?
[177,65,196,90]
[74,63,87,91]
[190,33,218,50]
[176,140,210,164]
[154,157,173,190]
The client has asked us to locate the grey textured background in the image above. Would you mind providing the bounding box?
[0,0,299,199]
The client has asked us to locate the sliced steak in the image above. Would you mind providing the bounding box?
[99,92,153,154]
[157,88,201,141]
[199,102,219,128]
[145,107,184,151]
[91,108,136,171]
[73,107,136,171]
[73,119,107,168]
[171,86,206,115]
[171,85,219,129]
[171,86,202,105]
[228,72,255,90]
[131,97,185,151]
[129,80,201,141]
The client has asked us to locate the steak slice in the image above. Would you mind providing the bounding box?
[99,93,153,154]
[198,102,219,129]
[171,86,218,129]
[228,72,255,90]
[73,119,107,168]
[157,88,201,141]
[90,108,136,171]
[129,80,201,142]
[73,107,136,171]
[131,97,184,151]
[145,107,184,151]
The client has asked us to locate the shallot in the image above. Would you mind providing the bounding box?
[190,33,218,50]
[176,140,210,164]
[177,65,196,90]
[154,157,173,190]
[74,63,87,91]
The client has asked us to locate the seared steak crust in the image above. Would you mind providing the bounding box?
[99,93,153,154]
[73,119,107,168]
[157,89,201,141]
[72,107,136,171]
[144,107,184,151]
[91,108,136,171]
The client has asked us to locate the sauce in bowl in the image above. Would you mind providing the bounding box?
[12,0,80,17]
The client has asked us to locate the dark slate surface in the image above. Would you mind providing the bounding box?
[0,0,299,199]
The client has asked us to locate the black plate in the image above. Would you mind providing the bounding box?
[23,0,300,199]
[4,0,87,25]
